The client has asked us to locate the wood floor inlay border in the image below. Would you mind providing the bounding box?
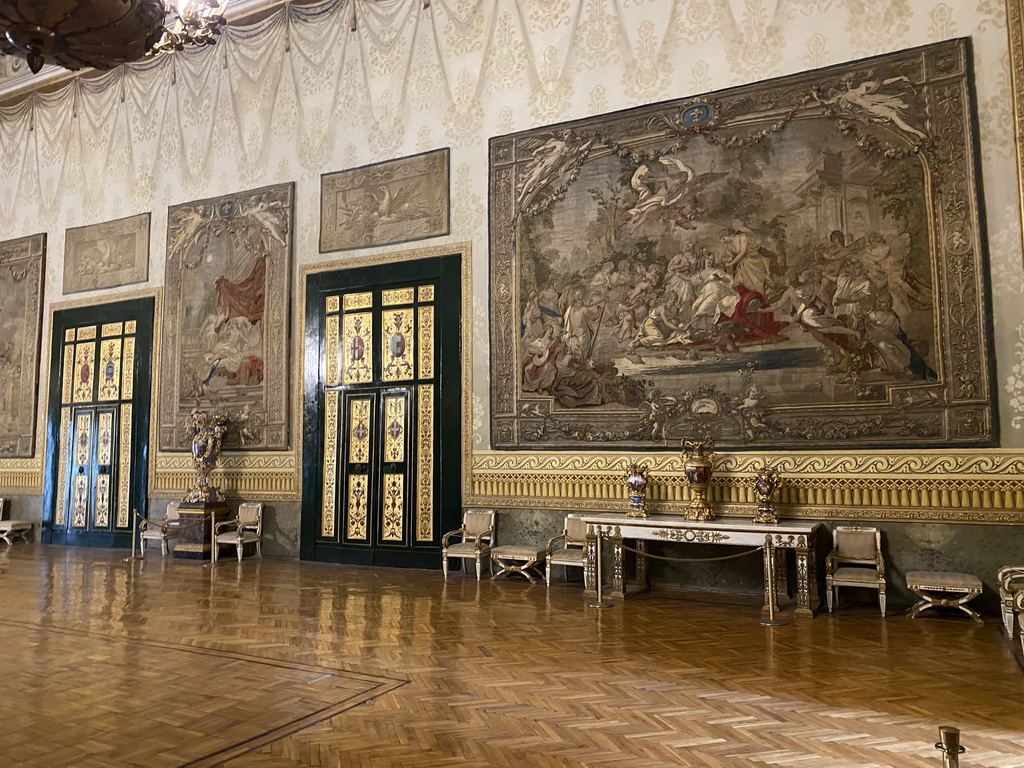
[0,617,406,766]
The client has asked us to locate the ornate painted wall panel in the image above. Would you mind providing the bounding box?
[63,213,150,294]
[0,233,44,458]
[489,40,994,451]
[320,149,450,253]
[159,183,294,451]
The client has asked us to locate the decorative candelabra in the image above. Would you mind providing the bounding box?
[623,461,651,518]
[184,409,228,503]
[681,438,715,521]
[752,462,780,524]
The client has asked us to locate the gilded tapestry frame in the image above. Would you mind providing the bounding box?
[158,183,294,452]
[0,232,45,458]
[320,148,450,253]
[489,39,994,452]
[63,212,150,294]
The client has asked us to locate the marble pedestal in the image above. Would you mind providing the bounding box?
[175,502,230,560]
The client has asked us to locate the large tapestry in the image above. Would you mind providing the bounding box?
[0,233,44,457]
[490,40,994,450]
[320,149,450,252]
[159,184,294,451]
[63,213,150,294]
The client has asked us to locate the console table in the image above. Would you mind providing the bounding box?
[579,513,823,618]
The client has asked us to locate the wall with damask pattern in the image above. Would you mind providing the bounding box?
[0,1,1022,571]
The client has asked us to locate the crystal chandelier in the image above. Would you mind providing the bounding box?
[0,0,230,75]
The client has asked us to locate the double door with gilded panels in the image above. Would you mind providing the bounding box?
[302,255,461,568]
[44,299,154,547]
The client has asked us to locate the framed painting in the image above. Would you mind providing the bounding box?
[0,233,45,457]
[158,183,294,451]
[320,148,450,252]
[489,39,994,451]
[63,212,150,294]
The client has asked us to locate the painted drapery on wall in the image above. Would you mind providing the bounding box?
[64,213,150,294]
[159,183,294,451]
[0,233,44,457]
[490,40,994,450]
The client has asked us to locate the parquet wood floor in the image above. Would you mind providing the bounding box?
[0,545,1022,767]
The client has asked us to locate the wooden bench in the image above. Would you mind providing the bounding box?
[0,497,33,545]
[490,544,546,584]
[905,571,983,624]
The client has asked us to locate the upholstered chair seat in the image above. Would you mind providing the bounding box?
[997,566,1024,638]
[441,509,495,581]
[139,501,181,557]
[212,502,264,564]
[545,514,589,588]
[825,526,886,617]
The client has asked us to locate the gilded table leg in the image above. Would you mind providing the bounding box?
[635,539,648,588]
[806,531,820,613]
[761,542,779,616]
[774,548,787,596]
[794,537,814,618]
[610,530,625,599]
[584,526,597,597]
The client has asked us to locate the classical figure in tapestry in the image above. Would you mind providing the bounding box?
[159,184,294,451]
[0,233,45,457]
[489,40,993,450]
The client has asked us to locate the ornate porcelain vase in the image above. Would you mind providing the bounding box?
[185,409,228,503]
[624,461,651,518]
[752,462,780,524]
[681,438,715,521]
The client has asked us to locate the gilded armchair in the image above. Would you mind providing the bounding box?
[139,501,181,557]
[825,526,886,617]
[1016,590,1024,656]
[997,566,1024,638]
[212,502,264,564]
[545,514,589,588]
[441,509,495,581]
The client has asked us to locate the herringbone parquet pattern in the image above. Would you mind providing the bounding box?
[0,545,1021,767]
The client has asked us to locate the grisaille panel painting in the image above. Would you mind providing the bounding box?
[63,213,150,294]
[490,40,994,450]
[0,233,44,457]
[320,148,450,252]
[159,183,293,451]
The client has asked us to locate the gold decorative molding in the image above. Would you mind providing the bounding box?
[300,241,475,506]
[152,452,299,501]
[0,459,43,494]
[468,450,1024,524]
[1008,0,1024,272]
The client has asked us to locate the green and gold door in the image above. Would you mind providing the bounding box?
[44,299,154,547]
[302,255,461,568]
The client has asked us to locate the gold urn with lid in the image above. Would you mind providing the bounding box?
[681,438,715,521]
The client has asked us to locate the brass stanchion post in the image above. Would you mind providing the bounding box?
[586,527,613,608]
[936,726,964,768]
[759,536,786,626]
[124,508,143,562]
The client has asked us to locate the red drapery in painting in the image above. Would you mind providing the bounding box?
[215,254,266,326]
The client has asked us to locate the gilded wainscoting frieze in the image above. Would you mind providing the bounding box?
[469,450,1024,523]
